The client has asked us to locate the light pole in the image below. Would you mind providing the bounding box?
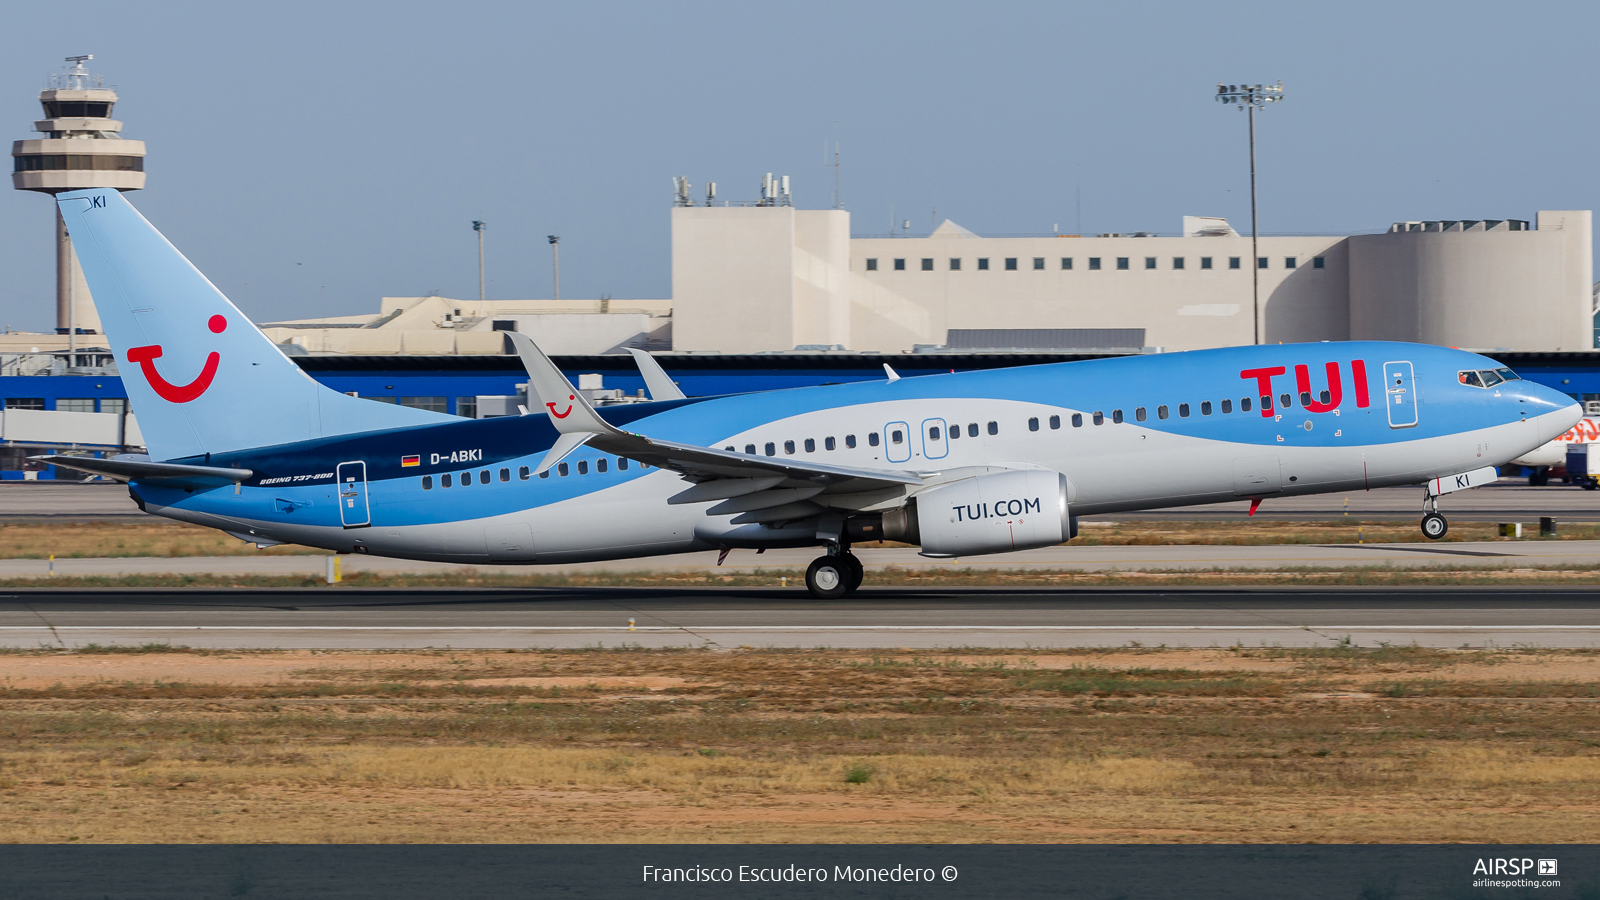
[1215,81,1284,345]
[547,234,560,301]
[472,220,486,302]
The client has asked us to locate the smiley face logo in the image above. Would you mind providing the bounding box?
[126,315,227,404]
[545,394,575,418]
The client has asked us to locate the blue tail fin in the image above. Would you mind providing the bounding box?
[57,188,451,460]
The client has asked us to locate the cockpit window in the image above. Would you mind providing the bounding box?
[1459,368,1519,388]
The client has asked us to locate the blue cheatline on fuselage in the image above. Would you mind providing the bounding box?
[129,339,1571,532]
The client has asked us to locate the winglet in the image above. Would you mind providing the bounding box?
[505,331,622,436]
[626,348,686,401]
[883,363,901,383]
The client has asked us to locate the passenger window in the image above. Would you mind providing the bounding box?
[1071,413,1083,427]
[1112,409,1124,424]
[422,475,433,490]
[1201,401,1212,415]
[558,463,569,477]
[1158,405,1169,419]
[519,466,530,480]
[1179,403,1190,417]
[825,436,836,450]
[1319,390,1331,404]
[868,433,880,447]
[987,421,998,435]
[577,461,588,475]
[1028,418,1039,432]
[618,458,628,470]
[1222,399,1233,414]
[930,426,942,440]
[785,440,796,454]
[890,430,903,444]
[480,469,490,483]
[1259,396,1271,412]
[539,469,549,479]
[745,444,756,454]
[1093,411,1104,425]
[765,442,776,456]
[1135,407,1146,422]
[967,423,979,437]
[597,458,608,473]
[805,438,815,452]
[462,471,473,485]
[846,434,857,448]
[1280,393,1292,409]
[949,426,960,440]
[1049,415,1060,429]
[500,468,510,482]
[442,473,453,487]
[1299,392,1312,407]
[1242,397,1253,412]
[725,446,735,451]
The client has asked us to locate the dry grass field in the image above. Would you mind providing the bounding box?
[1,646,1597,843]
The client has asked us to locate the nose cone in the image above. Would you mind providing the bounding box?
[1522,381,1582,441]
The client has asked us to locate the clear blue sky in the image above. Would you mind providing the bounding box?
[2,0,1596,330]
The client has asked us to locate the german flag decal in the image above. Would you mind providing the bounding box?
[401,455,421,467]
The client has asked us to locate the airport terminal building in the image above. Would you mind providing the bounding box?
[672,207,1593,355]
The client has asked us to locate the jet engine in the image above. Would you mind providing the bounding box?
[867,469,1073,557]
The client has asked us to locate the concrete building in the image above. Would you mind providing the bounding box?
[261,295,672,356]
[10,56,146,340]
[672,203,1593,355]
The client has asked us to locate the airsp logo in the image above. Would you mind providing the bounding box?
[1472,858,1554,876]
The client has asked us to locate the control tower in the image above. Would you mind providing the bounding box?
[11,56,147,337]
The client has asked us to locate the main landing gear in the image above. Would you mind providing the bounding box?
[805,550,864,599]
[1420,492,1448,540]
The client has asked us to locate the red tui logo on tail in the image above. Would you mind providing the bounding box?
[126,315,227,404]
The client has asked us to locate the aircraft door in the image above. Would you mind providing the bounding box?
[885,421,912,463]
[336,461,371,528]
[921,418,949,459]
[1383,361,1418,428]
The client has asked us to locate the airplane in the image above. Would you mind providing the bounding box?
[40,188,1583,598]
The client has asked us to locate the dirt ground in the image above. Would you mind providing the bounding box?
[1,646,1597,843]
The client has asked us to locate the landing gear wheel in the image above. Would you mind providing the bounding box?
[841,553,864,595]
[1420,512,1448,540]
[806,556,851,599]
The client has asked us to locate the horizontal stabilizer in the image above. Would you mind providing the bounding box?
[36,455,251,486]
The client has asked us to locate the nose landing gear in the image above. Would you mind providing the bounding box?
[1420,492,1448,540]
[805,549,864,599]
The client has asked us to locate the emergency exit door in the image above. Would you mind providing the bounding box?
[1383,361,1418,428]
[336,461,370,528]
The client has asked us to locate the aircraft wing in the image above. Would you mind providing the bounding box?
[625,348,687,401]
[586,431,923,491]
[506,332,922,494]
[35,455,252,486]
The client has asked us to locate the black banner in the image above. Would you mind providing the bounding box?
[0,845,1594,898]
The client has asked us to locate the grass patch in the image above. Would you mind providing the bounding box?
[3,647,1600,843]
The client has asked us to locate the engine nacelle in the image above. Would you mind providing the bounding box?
[912,469,1071,557]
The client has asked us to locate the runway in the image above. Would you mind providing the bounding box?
[4,586,1599,649]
